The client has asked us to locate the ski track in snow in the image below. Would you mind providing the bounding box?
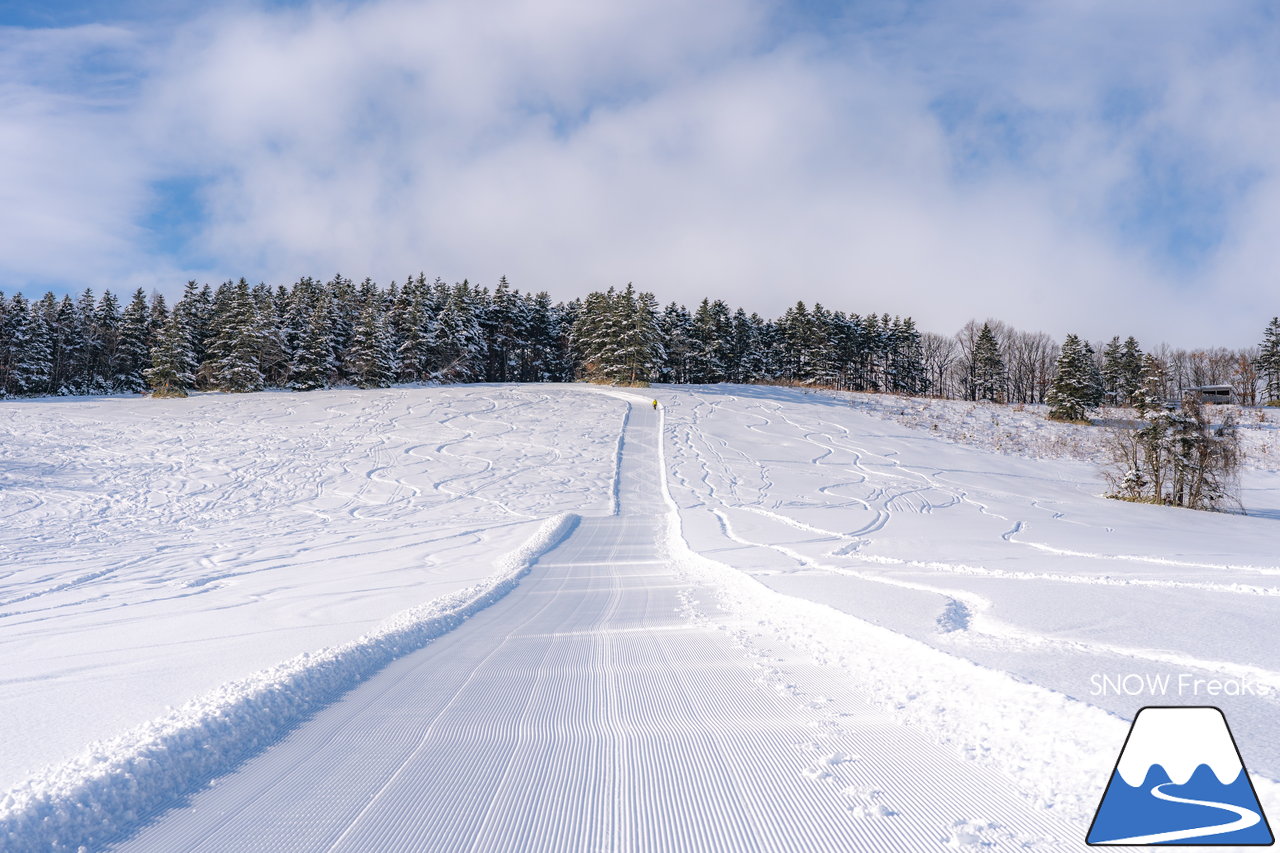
[78,398,1075,852]
[0,386,622,787]
[4,383,1280,850]
[659,385,1280,808]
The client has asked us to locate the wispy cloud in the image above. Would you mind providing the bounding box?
[2,0,1279,346]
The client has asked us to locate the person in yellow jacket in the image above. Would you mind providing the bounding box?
[651,399,658,410]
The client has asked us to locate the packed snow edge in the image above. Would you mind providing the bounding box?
[0,511,578,853]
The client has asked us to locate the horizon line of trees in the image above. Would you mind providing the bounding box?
[0,275,1278,408]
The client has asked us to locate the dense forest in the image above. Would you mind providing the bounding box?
[0,274,1278,409]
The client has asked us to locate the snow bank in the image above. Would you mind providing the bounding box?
[0,512,578,853]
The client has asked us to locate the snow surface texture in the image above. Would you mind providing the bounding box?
[0,387,620,785]
[0,512,577,853]
[656,385,1280,827]
[98,399,1074,852]
[4,383,1280,851]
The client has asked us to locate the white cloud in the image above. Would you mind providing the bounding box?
[4,1,1280,346]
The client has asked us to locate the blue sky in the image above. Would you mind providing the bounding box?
[2,0,1278,346]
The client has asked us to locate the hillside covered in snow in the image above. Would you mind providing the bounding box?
[3,383,1279,851]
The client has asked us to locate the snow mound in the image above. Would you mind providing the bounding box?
[0,512,577,853]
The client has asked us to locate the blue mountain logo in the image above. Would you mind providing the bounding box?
[1088,706,1273,846]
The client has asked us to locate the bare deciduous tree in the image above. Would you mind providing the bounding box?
[1103,394,1241,511]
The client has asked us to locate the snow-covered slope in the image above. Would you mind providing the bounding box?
[818,387,1280,474]
[656,385,1280,805]
[4,382,1279,851]
[0,386,622,787]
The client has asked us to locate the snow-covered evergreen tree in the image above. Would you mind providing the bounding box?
[688,298,731,384]
[115,289,152,393]
[887,317,927,395]
[47,295,80,394]
[1255,318,1280,405]
[776,301,827,384]
[392,278,433,383]
[1047,333,1101,421]
[1101,336,1124,404]
[1118,337,1143,404]
[253,282,290,386]
[727,309,767,384]
[205,280,266,392]
[91,291,122,392]
[970,322,1006,402]
[569,288,619,381]
[431,283,486,382]
[145,309,196,398]
[519,291,559,382]
[288,289,336,391]
[1,295,51,396]
[657,302,693,384]
[346,299,395,388]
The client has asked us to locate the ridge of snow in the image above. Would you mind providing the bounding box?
[1116,707,1244,787]
[0,512,578,853]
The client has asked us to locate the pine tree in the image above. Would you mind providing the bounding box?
[68,289,98,393]
[177,281,215,381]
[91,291,122,392]
[1255,318,1280,405]
[148,292,169,338]
[1118,336,1144,405]
[1,294,51,396]
[887,317,927,395]
[726,308,766,384]
[688,298,731,383]
[346,298,395,388]
[431,283,486,382]
[288,289,336,391]
[392,279,433,383]
[777,301,828,384]
[1132,354,1168,415]
[970,322,1007,403]
[49,295,80,394]
[145,309,196,398]
[115,289,151,393]
[807,305,841,387]
[657,302,693,384]
[253,281,290,386]
[33,293,60,394]
[569,288,620,382]
[326,274,357,381]
[1047,333,1100,421]
[0,292,9,396]
[520,291,559,382]
[484,277,526,382]
[1101,336,1124,404]
[206,280,266,392]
